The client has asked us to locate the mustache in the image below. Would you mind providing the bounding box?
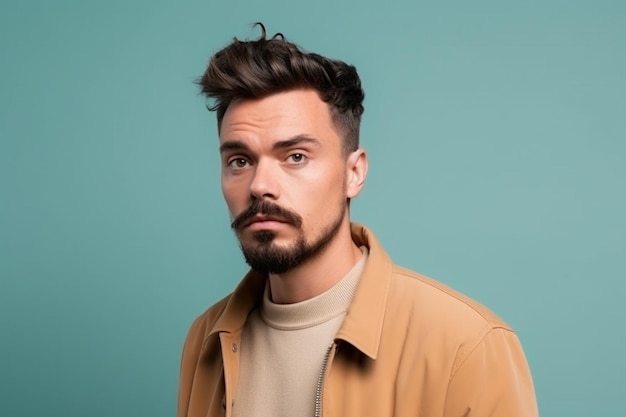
[230,199,303,230]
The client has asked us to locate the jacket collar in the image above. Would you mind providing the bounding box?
[335,224,392,359]
[205,223,392,360]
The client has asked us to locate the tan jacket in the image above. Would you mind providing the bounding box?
[178,224,538,417]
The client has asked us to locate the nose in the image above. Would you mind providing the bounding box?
[249,158,279,200]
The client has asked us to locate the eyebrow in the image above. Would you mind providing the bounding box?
[272,135,321,150]
[219,140,248,154]
[219,135,321,154]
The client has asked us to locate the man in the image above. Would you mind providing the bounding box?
[179,25,538,417]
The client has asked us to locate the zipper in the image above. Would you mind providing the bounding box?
[315,343,335,417]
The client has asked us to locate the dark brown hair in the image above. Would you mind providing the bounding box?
[197,23,365,153]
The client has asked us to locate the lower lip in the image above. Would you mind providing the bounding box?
[246,220,287,231]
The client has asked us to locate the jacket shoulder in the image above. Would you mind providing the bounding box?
[181,293,234,358]
[389,265,511,331]
[187,293,233,339]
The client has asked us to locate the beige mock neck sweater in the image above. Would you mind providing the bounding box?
[232,248,368,417]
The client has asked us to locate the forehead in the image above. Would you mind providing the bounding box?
[219,89,339,144]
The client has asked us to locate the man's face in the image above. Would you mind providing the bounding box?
[219,89,354,274]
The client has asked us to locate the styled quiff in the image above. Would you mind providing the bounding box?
[197,24,365,153]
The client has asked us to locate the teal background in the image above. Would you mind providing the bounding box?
[1,0,624,416]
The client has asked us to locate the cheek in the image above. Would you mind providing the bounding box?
[221,179,245,214]
[299,173,346,219]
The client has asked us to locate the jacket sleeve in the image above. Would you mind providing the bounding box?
[443,327,539,417]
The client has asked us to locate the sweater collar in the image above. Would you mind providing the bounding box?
[260,247,367,330]
[206,223,392,360]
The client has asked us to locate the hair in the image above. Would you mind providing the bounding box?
[196,23,365,153]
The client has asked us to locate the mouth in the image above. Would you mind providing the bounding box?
[241,214,289,230]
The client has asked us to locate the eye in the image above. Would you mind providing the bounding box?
[287,153,307,165]
[227,158,250,170]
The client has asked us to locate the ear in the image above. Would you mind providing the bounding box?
[346,148,368,199]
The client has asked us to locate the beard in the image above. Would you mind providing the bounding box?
[231,199,347,274]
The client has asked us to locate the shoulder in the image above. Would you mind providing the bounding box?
[388,264,512,335]
[372,265,521,377]
[182,294,233,353]
[181,270,267,356]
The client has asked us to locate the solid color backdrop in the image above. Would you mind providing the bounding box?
[1,1,624,416]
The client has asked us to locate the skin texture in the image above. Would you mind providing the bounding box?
[219,89,368,304]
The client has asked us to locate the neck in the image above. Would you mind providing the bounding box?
[268,220,361,304]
